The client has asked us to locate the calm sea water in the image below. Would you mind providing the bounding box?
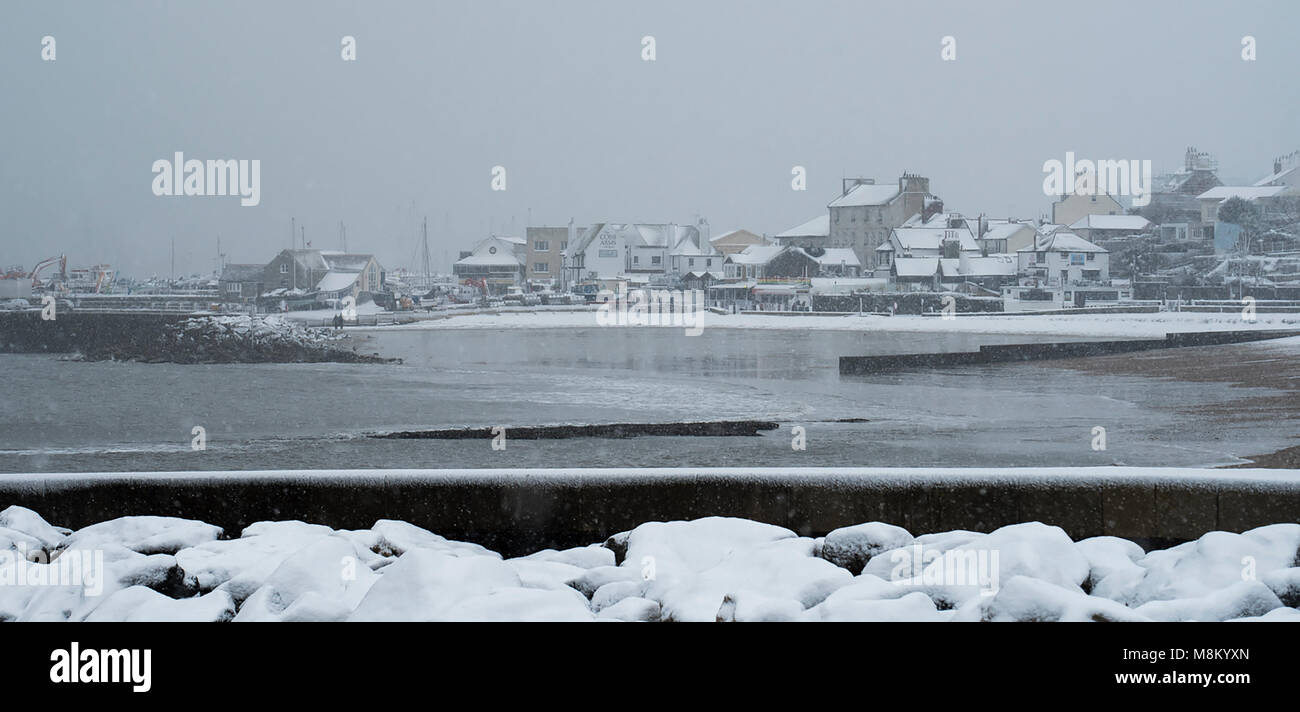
[0,326,1287,472]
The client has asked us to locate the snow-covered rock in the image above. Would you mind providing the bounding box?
[0,506,68,550]
[1096,524,1300,607]
[956,575,1148,622]
[232,535,379,622]
[805,590,948,622]
[62,516,222,555]
[819,522,913,575]
[174,520,335,602]
[1133,581,1284,622]
[85,587,236,623]
[596,596,660,622]
[521,544,615,570]
[368,519,499,559]
[348,549,520,621]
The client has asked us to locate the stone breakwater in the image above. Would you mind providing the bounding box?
[0,312,393,364]
[1,506,1296,622]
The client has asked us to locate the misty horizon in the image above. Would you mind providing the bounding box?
[3,0,1297,277]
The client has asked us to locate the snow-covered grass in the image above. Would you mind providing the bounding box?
[369,308,1300,339]
[3,505,1296,622]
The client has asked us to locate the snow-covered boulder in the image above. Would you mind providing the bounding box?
[506,558,588,591]
[0,506,68,550]
[1076,536,1146,593]
[956,575,1148,622]
[520,544,615,570]
[638,534,852,622]
[1133,581,1284,622]
[84,587,235,623]
[1095,524,1300,607]
[174,520,335,602]
[62,515,222,555]
[368,520,499,559]
[804,590,948,622]
[442,588,594,622]
[348,549,521,621]
[596,597,660,622]
[819,522,913,575]
[233,535,379,622]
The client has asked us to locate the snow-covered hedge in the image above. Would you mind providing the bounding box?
[1,506,1296,622]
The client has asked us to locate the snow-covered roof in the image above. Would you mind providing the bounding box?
[891,227,980,253]
[979,222,1034,242]
[727,245,785,265]
[828,183,900,208]
[315,271,360,292]
[893,257,940,277]
[775,214,830,238]
[455,251,523,266]
[1068,215,1152,231]
[220,264,263,281]
[1196,185,1287,202]
[957,255,1018,276]
[1253,166,1297,187]
[938,258,960,276]
[1018,232,1107,253]
[810,248,860,267]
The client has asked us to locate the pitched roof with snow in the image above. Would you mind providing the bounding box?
[1196,185,1288,202]
[1254,166,1298,187]
[1018,232,1107,253]
[890,226,980,253]
[810,248,860,267]
[220,264,264,281]
[893,257,940,277]
[727,245,785,265]
[315,271,361,292]
[828,183,901,208]
[957,255,1018,276]
[776,214,830,238]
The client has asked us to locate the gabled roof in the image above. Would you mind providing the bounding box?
[890,226,980,253]
[727,244,785,265]
[1068,215,1152,231]
[315,271,361,292]
[893,257,940,277]
[1196,185,1288,202]
[810,248,860,267]
[828,183,901,208]
[1018,231,1107,253]
[979,222,1035,242]
[775,214,830,238]
[957,255,1018,276]
[1254,166,1298,186]
[220,264,263,281]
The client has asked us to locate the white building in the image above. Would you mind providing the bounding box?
[453,235,527,293]
[1016,232,1109,286]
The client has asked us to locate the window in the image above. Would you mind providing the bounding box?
[560,241,567,251]
[633,256,640,264]
[688,258,695,267]
[651,256,661,265]
[534,240,549,252]
[1087,253,1095,261]
[533,263,549,273]
[279,264,288,274]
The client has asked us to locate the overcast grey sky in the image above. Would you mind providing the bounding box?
[2,0,1297,277]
